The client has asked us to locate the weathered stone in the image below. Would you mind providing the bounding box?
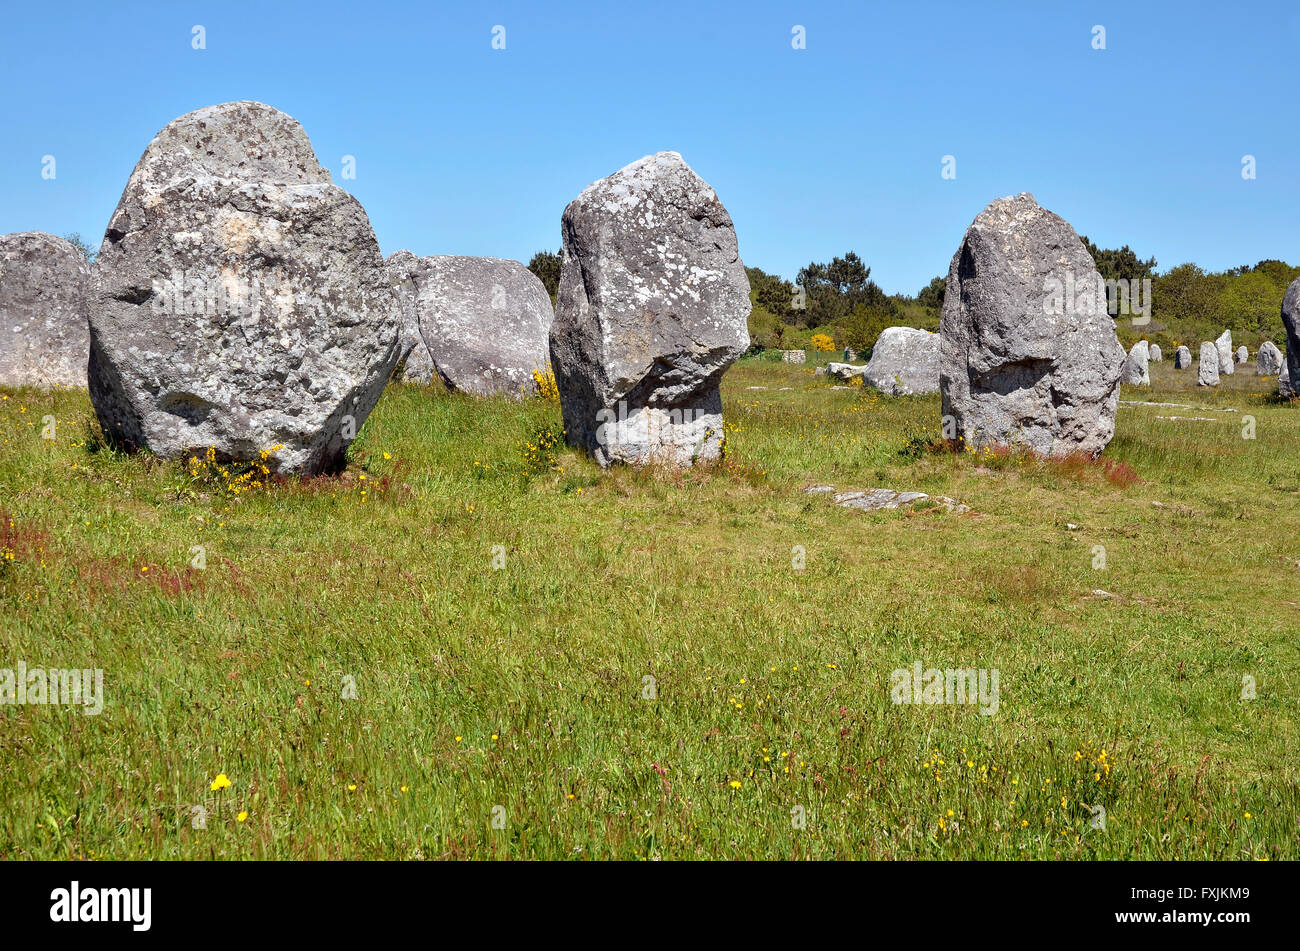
[1236,345,1248,364]
[1257,340,1283,376]
[1174,345,1192,369]
[1149,343,1162,362]
[1215,330,1234,375]
[549,152,749,467]
[88,101,402,474]
[826,361,865,382]
[843,348,861,362]
[1122,340,1150,386]
[781,349,806,364]
[1198,342,1220,386]
[384,250,434,384]
[0,232,91,388]
[939,193,1123,457]
[395,254,553,397]
[832,488,969,514]
[1283,279,1300,397]
[862,327,939,395]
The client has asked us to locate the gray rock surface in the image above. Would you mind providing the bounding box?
[396,254,553,397]
[781,349,806,364]
[939,193,1123,458]
[385,250,434,384]
[1149,343,1162,362]
[88,101,402,474]
[1198,342,1220,386]
[1215,330,1234,375]
[1236,345,1248,364]
[1122,340,1150,386]
[1174,345,1192,369]
[1257,340,1283,376]
[862,326,939,395]
[549,152,750,467]
[1282,360,1293,398]
[826,361,866,382]
[0,232,91,388]
[1283,279,1300,397]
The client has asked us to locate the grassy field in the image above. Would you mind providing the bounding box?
[2,352,1299,860]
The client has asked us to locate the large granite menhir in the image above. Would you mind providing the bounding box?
[88,102,402,474]
[0,232,91,388]
[939,194,1124,458]
[550,152,750,467]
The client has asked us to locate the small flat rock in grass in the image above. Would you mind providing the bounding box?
[939,193,1123,458]
[1281,278,1300,396]
[404,254,553,397]
[1215,330,1234,374]
[862,326,940,395]
[1257,340,1283,375]
[549,151,750,467]
[1198,342,1220,386]
[88,101,402,475]
[826,361,866,381]
[1149,343,1162,362]
[0,231,91,388]
[1174,345,1192,369]
[831,488,970,514]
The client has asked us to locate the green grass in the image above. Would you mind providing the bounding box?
[2,356,1298,860]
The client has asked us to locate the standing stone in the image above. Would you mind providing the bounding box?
[1149,343,1162,363]
[939,193,1123,458]
[1198,342,1220,386]
[1282,360,1293,398]
[397,254,553,397]
[1122,340,1150,386]
[1174,345,1192,369]
[862,327,939,395]
[89,101,402,474]
[1282,278,1300,397]
[0,232,91,388]
[1236,345,1248,364]
[781,349,807,364]
[549,152,750,467]
[385,250,434,384]
[1257,340,1283,376]
[1215,330,1234,375]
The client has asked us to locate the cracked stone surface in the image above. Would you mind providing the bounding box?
[939,194,1123,458]
[88,101,402,474]
[549,151,749,467]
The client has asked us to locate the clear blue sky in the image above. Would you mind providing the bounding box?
[2,0,1297,295]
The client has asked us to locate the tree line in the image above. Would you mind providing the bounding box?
[522,242,1299,356]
